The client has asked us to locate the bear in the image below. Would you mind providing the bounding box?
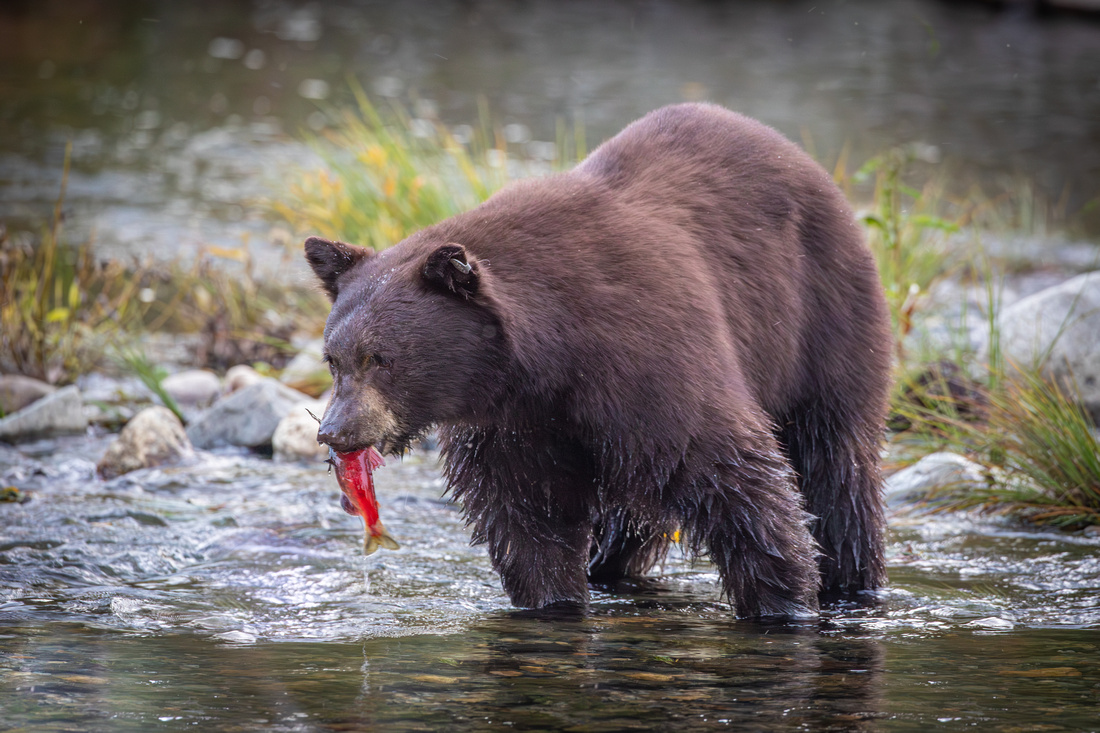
[305,102,892,618]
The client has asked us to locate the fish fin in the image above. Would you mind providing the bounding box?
[363,534,380,556]
[370,521,400,552]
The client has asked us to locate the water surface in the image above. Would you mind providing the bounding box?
[2,439,1098,730]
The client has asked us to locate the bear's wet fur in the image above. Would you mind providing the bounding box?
[306,103,892,618]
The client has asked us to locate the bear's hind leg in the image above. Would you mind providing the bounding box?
[676,435,820,618]
[778,401,887,598]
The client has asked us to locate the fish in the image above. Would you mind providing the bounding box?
[328,446,400,555]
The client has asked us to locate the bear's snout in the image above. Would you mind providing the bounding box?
[316,420,360,453]
[316,388,400,454]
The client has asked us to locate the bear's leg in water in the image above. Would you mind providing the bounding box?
[674,432,821,618]
[444,426,596,609]
[777,399,887,598]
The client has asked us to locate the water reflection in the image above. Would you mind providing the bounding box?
[4,614,1099,730]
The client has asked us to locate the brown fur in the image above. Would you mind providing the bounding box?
[306,103,892,617]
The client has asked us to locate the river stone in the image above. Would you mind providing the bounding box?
[983,271,1100,422]
[97,406,193,479]
[0,385,87,442]
[186,378,315,449]
[161,369,221,407]
[272,401,328,462]
[884,451,987,509]
[224,364,264,395]
[279,338,329,396]
[0,375,56,415]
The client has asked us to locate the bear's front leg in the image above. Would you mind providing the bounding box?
[676,436,820,618]
[442,426,596,609]
[483,506,594,608]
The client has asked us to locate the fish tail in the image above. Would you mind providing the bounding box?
[362,522,400,555]
[363,534,380,556]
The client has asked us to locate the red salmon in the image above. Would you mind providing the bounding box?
[329,446,400,555]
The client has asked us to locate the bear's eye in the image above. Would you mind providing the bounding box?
[367,353,391,369]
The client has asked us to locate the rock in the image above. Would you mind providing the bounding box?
[272,401,328,462]
[279,338,330,396]
[0,375,56,415]
[186,378,315,450]
[97,406,193,479]
[161,369,221,408]
[985,271,1100,422]
[224,364,264,395]
[963,616,1014,630]
[884,451,987,509]
[0,385,87,442]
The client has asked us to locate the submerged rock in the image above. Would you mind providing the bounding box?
[984,271,1100,422]
[0,385,87,442]
[272,402,328,462]
[0,375,55,415]
[161,369,221,408]
[186,378,315,450]
[97,406,193,479]
[884,451,987,510]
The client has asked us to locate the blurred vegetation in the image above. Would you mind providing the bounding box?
[0,144,154,384]
[0,144,327,387]
[270,85,582,249]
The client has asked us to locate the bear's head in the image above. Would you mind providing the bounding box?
[305,236,506,455]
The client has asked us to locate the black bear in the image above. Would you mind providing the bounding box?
[306,103,892,618]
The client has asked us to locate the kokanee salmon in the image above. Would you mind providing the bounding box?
[328,446,399,555]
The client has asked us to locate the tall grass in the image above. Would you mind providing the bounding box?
[894,364,1100,528]
[0,143,154,383]
[271,86,580,249]
[1,145,329,385]
[839,145,960,354]
[271,88,505,249]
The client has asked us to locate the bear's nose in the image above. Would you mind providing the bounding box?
[317,425,356,453]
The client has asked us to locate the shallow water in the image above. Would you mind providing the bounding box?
[2,439,1098,730]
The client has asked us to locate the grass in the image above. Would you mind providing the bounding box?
[894,363,1100,529]
[113,345,185,423]
[836,144,961,355]
[270,84,581,248]
[0,143,155,384]
[889,235,1100,528]
[0,144,328,392]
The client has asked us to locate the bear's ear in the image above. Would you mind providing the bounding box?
[304,236,371,301]
[422,243,479,299]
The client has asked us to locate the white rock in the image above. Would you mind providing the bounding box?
[963,616,1014,630]
[186,378,315,449]
[0,385,87,442]
[278,338,330,395]
[0,374,56,415]
[884,451,987,509]
[161,369,221,407]
[97,406,193,479]
[985,271,1100,422]
[224,364,264,395]
[272,401,328,462]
